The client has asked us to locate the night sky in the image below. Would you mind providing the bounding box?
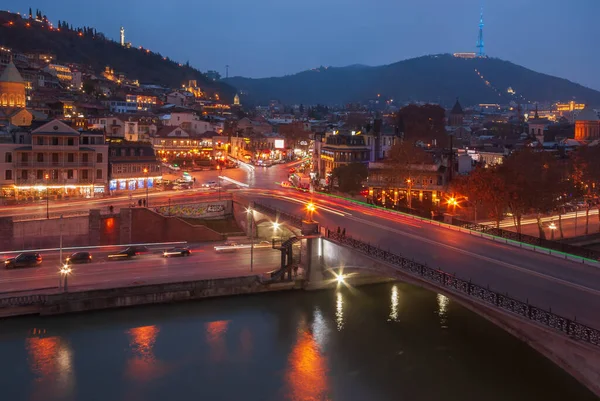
[4,0,599,90]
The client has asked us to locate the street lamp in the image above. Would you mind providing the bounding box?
[247,207,255,272]
[143,167,149,207]
[216,164,222,200]
[60,264,71,292]
[447,197,459,214]
[406,178,413,209]
[306,202,316,222]
[549,221,557,240]
[45,173,50,219]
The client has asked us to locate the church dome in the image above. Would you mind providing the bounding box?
[0,61,24,83]
[576,106,599,122]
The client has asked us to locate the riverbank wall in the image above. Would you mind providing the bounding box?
[0,270,391,319]
[0,276,296,318]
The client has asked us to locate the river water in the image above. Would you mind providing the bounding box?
[0,283,596,401]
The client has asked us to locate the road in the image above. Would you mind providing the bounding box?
[0,242,281,294]
[481,209,600,239]
[4,161,598,329]
[0,162,296,219]
[248,191,600,328]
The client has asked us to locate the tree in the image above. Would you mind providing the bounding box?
[499,149,564,238]
[332,163,368,193]
[397,104,447,146]
[451,167,507,228]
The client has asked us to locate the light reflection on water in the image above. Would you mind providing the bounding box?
[335,291,344,331]
[26,336,75,401]
[1,283,596,401]
[283,321,329,400]
[389,285,399,322]
[125,325,164,381]
[206,320,230,362]
[437,294,450,328]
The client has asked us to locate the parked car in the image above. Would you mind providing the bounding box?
[65,251,93,265]
[4,252,42,269]
[162,247,192,257]
[108,246,150,259]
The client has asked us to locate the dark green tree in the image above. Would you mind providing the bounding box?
[332,163,368,193]
[397,104,447,145]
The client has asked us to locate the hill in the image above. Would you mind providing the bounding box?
[0,11,235,101]
[226,54,600,106]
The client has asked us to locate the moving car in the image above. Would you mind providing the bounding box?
[65,251,93,265]
[214,241,245,253]
[4,252,42,269]
[162,247,192,257]
[203,181,217,188]
[108,246,150,259]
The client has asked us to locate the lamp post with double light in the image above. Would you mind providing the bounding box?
[45,173,50,219]
[549,221,557,240]
[143,167,149,207]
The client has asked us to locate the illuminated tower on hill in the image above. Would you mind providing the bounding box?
[120,27,125,47]
[476,8,485,57]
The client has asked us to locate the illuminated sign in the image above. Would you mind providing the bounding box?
[299,141,308,146]
[274,139,285,149]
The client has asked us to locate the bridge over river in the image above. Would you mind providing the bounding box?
[238,192,600,396]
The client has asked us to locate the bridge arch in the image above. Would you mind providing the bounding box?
[317,236,600,397]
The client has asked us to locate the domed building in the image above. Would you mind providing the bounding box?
[0,60,32,127]
[574,106,600,141]
[0,60,26,108]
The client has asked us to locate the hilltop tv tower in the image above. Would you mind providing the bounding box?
[476,8,485,57]
[120,27,125,47]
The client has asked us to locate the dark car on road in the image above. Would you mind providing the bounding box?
[162,247,192,257]
[65,251,93,265]
[4,252,42,269]
[108,246,150,260]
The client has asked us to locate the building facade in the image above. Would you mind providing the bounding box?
[317,132,370,178]
[574,107,600,141]
[0,120,108,200]
[108,143,161,194]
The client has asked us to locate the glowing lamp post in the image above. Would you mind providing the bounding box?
[216,165,222,200]
[247,207,255,272]
[447,197,459,214]
[60,264,71,292]
[45,173,50,219]
[143,167,149,207]
[549,221,557,240]
[306,202,316,222]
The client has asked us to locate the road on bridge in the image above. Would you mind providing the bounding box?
[0,242,280,294]
[250,191,600,328]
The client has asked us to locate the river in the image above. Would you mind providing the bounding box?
[0,283,596,401]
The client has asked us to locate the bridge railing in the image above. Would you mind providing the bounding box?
[252,202,303,228]
[325,230,600,347]
[452,218,600,260]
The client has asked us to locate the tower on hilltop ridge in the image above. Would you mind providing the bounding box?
[120,27,125,47]
[476,8,485,57]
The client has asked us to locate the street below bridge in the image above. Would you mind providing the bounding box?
[250,191,600,328]
[0,242,280,294]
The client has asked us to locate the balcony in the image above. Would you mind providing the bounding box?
[15,178,100,186]
[14,161,96,168]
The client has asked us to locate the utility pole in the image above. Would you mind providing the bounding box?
[45,174,50,219]
[250,210,254,272]
[59,214,63,265]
